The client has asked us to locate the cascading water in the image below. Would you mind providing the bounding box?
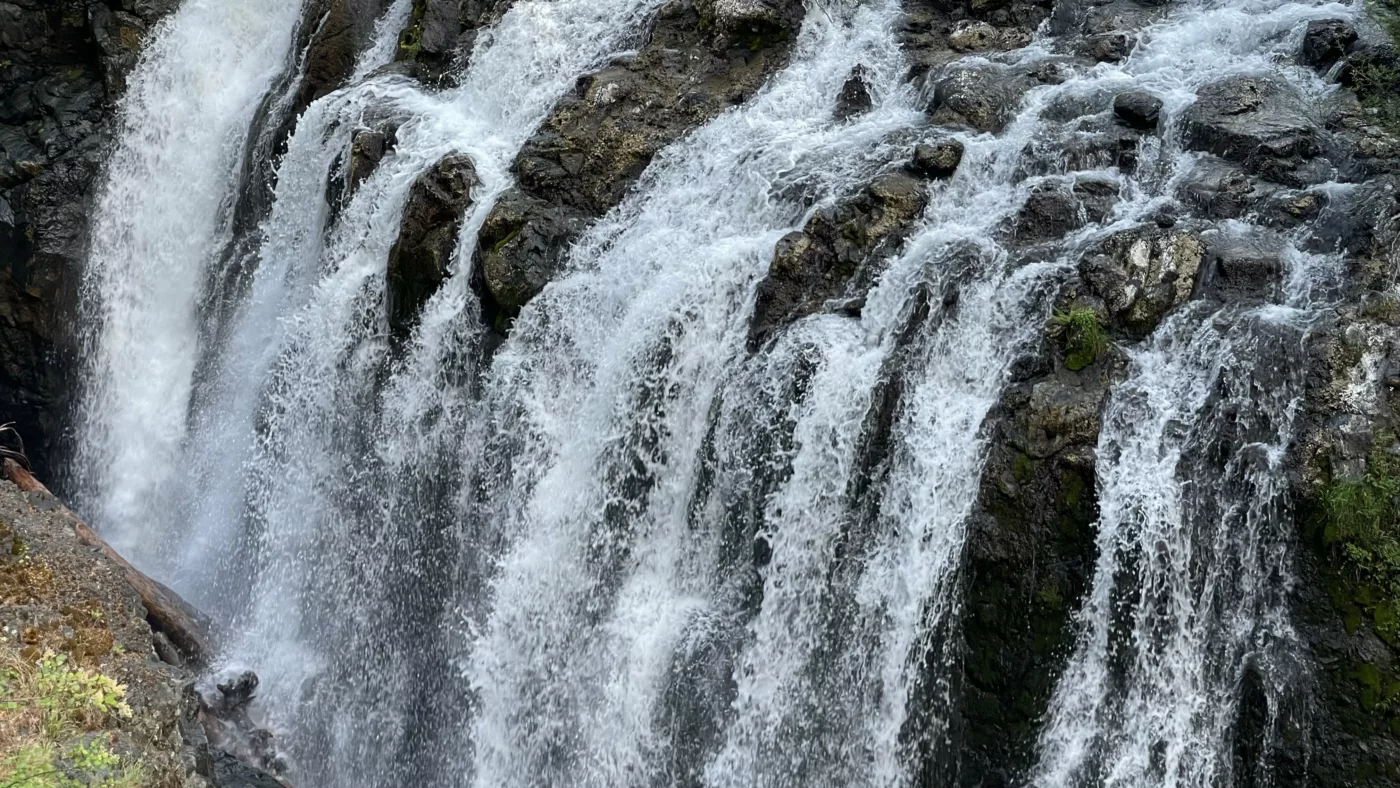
[73,0,306,560]
[67,0,1371,783]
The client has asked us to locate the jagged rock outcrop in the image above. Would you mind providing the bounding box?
[386,152,478,338]
[473,0,804,326]
[747,170,929,350]
[394,0,516,83]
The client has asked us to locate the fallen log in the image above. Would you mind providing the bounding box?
[2,459,218,667]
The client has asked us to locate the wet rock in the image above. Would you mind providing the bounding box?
[835,65,874,120]
[908,138,964,178]
[748,171,928,349]
[1079,227,1204,337]
[346,126,394,197]
[1079,31,1132,62]
[475,0,803,326]
[1196,230,1282,301]
[211,748,288,788]
[394,0,514,83]
[947,21,999,52]
[476,190,586,323]
[1011,183,1082,243]
[1182,75,1319,186]
[958,306,1125,783]
[299,0,378,105]
[930,64,1034,133]
[386,153,478,338]
[1300,19,1357,72]
[215,671,259,712]
[1113,90,1162,130]
[1073,177,1120,223]
[1022,115,1141,175]
[1178,157,1265,220]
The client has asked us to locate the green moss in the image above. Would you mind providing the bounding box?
[1319,434,1400,645]
[489,226,521,255]
[396,0,429,61]
[1012,452,1035,483]
[1051,308,1108,371]
[1036,586,1064,610]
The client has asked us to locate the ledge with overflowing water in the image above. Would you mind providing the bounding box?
[5,0,1400,785]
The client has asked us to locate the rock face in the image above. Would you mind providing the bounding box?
[394,0,516,83]
[0,0,177,480]
[473,0,804,326]
[386,153,478,339]
[748,171,929,350]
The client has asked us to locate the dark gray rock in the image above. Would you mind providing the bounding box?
[1300,19,1357,72]
[1178,157,1265,219]
[1113,90,1162,130]
[1079,31,1132,62]
[386,153,478,338]
[346,126,394,198]
[211,748,287,788]
[1196,230,1282,301]
[1013,184,1083,243]
[748,171,928,349]
[929,64,1034,133]
[908,139,964,178]
[1182,75,1319,186]
[835,65,874,120]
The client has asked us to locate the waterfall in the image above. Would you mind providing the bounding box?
[68,0,1368,782]
[73,0,306,560]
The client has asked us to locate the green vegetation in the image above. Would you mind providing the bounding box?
[1358,0,1400,127]
[396,0,429,61]
[1320,435,1400,645]
[0,647,143,788]
[1051,308,1109,371]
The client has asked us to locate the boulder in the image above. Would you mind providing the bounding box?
[1113,90,1162,130]
[947,21,1000,52]
[1177,157,1265,219]
[1182,75,1319,185]
[1300,19,1357,72]
[1078,227,1204,337]
[1013,184,1083,243]
[346,126,394,198]
[386,153,478,338]
[475,191,586,324]
[1196,230,1282,301]
[835,65,874,120]
[929,64,1034,133]
[908,138,964,178]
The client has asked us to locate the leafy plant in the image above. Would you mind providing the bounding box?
[1051,308,1109,371]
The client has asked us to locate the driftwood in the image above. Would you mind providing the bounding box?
[2,459,218,667]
